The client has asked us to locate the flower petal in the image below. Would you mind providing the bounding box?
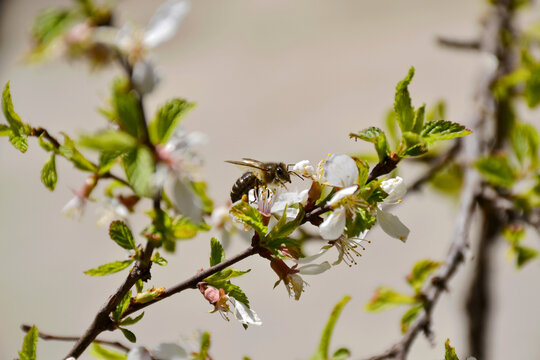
[229,298,262,326]
[127,347,153,360]
[144,0,191,48]
[328,185,359,206]
[292,160,315,177]
[132,60,160,95]
[298,261,331,275]
[381,177,406,204]
[323,154,358,187]
[295,246,330,264]
[319,207,346,240]
[376,209,410,242]
[152,343,188,360]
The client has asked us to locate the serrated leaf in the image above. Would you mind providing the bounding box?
[111,78,144,140]
[79,131,137,154]
[364,286,416,312]
[2,82,30,137]
[90,343,127,360]
[119,327,136,343]
[412,104,425,134]
[511,122,539,165]
[41,154,58,191]
[420,120,472,145]
[149,98,195,145]
[109,221,136,250]
[230,201,267,238]
[18,325,38,360]
[266,205,305,243]
[474,155,517,188]
[59,133,97,172]
[400,304,423,333]
[312,296,351,360]
[401,131,427,157]
[84,259,134,276]
[394,67,415,133]
[113,290,132,321]
[119,312,145,326]
[407,259,442,293]
[349,127,390,162]
[444,339,459,360]
[123,146,155,197]
[210,237,225,266]
[151,252,168,266]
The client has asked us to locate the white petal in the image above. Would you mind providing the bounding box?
[127,347,152,360]
[271,189,309,215]
[328,185,359,206]
[319,207,346,240]
[229,298,262,326]
[295,247,330,264]
[152,343,188,360]
[376,209,410,242]
[298,261,331,275]
[292,160,315,177]
[144,0,191,48]
[132,60,160,95]
[323,154,358,187]
[381,177,406,204]
[172,177,203,223]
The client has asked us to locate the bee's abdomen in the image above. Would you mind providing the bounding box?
[231,172,260,202]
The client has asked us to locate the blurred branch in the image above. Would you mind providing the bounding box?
[437,37,481,51]
[20,324,130,353]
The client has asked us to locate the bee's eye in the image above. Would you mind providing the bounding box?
[276,167,284,176]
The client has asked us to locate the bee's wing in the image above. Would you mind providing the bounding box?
[225,159,265,179]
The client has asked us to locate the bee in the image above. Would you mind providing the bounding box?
[226,158,299,202]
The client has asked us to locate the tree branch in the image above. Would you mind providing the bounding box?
[436,37,481,51]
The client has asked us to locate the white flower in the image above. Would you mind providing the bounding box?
[297,233,368,266]
[292,160,315,178]
[319,185,360,240]
[128,343,189,360]
[229,297,263,326]
[271,188,309,219]
[127,347,153,360]
[132,59,161,95]
[96,197,129,227]
[60,194,87,220]
[202,286,262,326]
[143,0,191,48]
[376,177,410,242]
[320,154,358,187]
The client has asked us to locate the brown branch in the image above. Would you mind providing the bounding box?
[436,37,481,51]
[366,156,401,184]
[21,324,130,353]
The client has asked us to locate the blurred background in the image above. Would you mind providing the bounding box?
[1,0,539,359]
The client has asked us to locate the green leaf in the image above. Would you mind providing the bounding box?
[400,304,423,333]
[331,348,351,360]
[474,155,517,188]
[364,286,416,312]
[426,100,446,122]
[0,124,11,137]
[429,162,463,195]
[84,259,134,276]
[230,201,268,238]
[149,98,195,145]
[401,131,427,157]
[31,9,73,47]
[511,122,539,165]
[266,205,305,243]
[412,104,425,134]
[151,252,168,266]
[109,221,136,250]
[210,237,225,266]
[444,339,460,360]
[345,208,376,238]
[420,120,472,145]
[113,290,132,322]
[349,127,390,161]
[18,325,38,360]
[196,332,211,360]
[79,131,137,154]
[38,133,55,152]
[172,216,209,239]
[58,133,97,172]
[394,67,415,133]
[90,343,127,360]
[9,134,29,153]
[119,327,136,343]
[205,268,251,283]
[312,296,351,360]
[98,152,120,176]
[3,82,30,153]
[406,259,442,293]
[515,245,538,268]
[111,78,144,140]
[123,146,155,197]
[525,64,540,107]
[119,312,145,326]
[190,181,214,214]
[41,154,58,191]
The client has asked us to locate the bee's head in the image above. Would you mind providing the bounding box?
[276,163,292,183]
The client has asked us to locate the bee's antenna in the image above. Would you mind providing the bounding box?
[289,171,304,181]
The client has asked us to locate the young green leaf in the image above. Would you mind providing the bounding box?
[406,259,442,293]
[41,154,58,191]
[196,332,211,360]
[119,327,136,343]
[474,155,517,188]
[394,67,416,133]
[151,252,168,266]
[349,127,390,161]
[79,130,137,154]
[420,120,472,145]
[511,122,539,165]
[331,348,351,360]
[401,131,427,157]
[210,237,225,266]
[9,135,29,153]
[84,259,134,276]
[515,245,538,268]
[149,98,195,145]
[109,221,136,250]
[18,325,38,360]
[364,286,416,312]
[123,146,155,197]
[58,133,97,172]
[230,201,268,238]
[311,296,351,360]
[0,124,11,137]
[189,181,214,214]
[90,343,127,360]
[266,205,305,243]
[444,339,460,360]
[400,304,423,333]
[38,133,55,152]
[412,104,425,134]
[31,9,73,48]
[119,312,145,326]
[111,78,144,140]
[3,82,30,153]
[113,290,132,321]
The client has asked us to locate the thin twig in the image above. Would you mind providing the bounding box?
[437,37,481,51]
[20,324,131,353]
